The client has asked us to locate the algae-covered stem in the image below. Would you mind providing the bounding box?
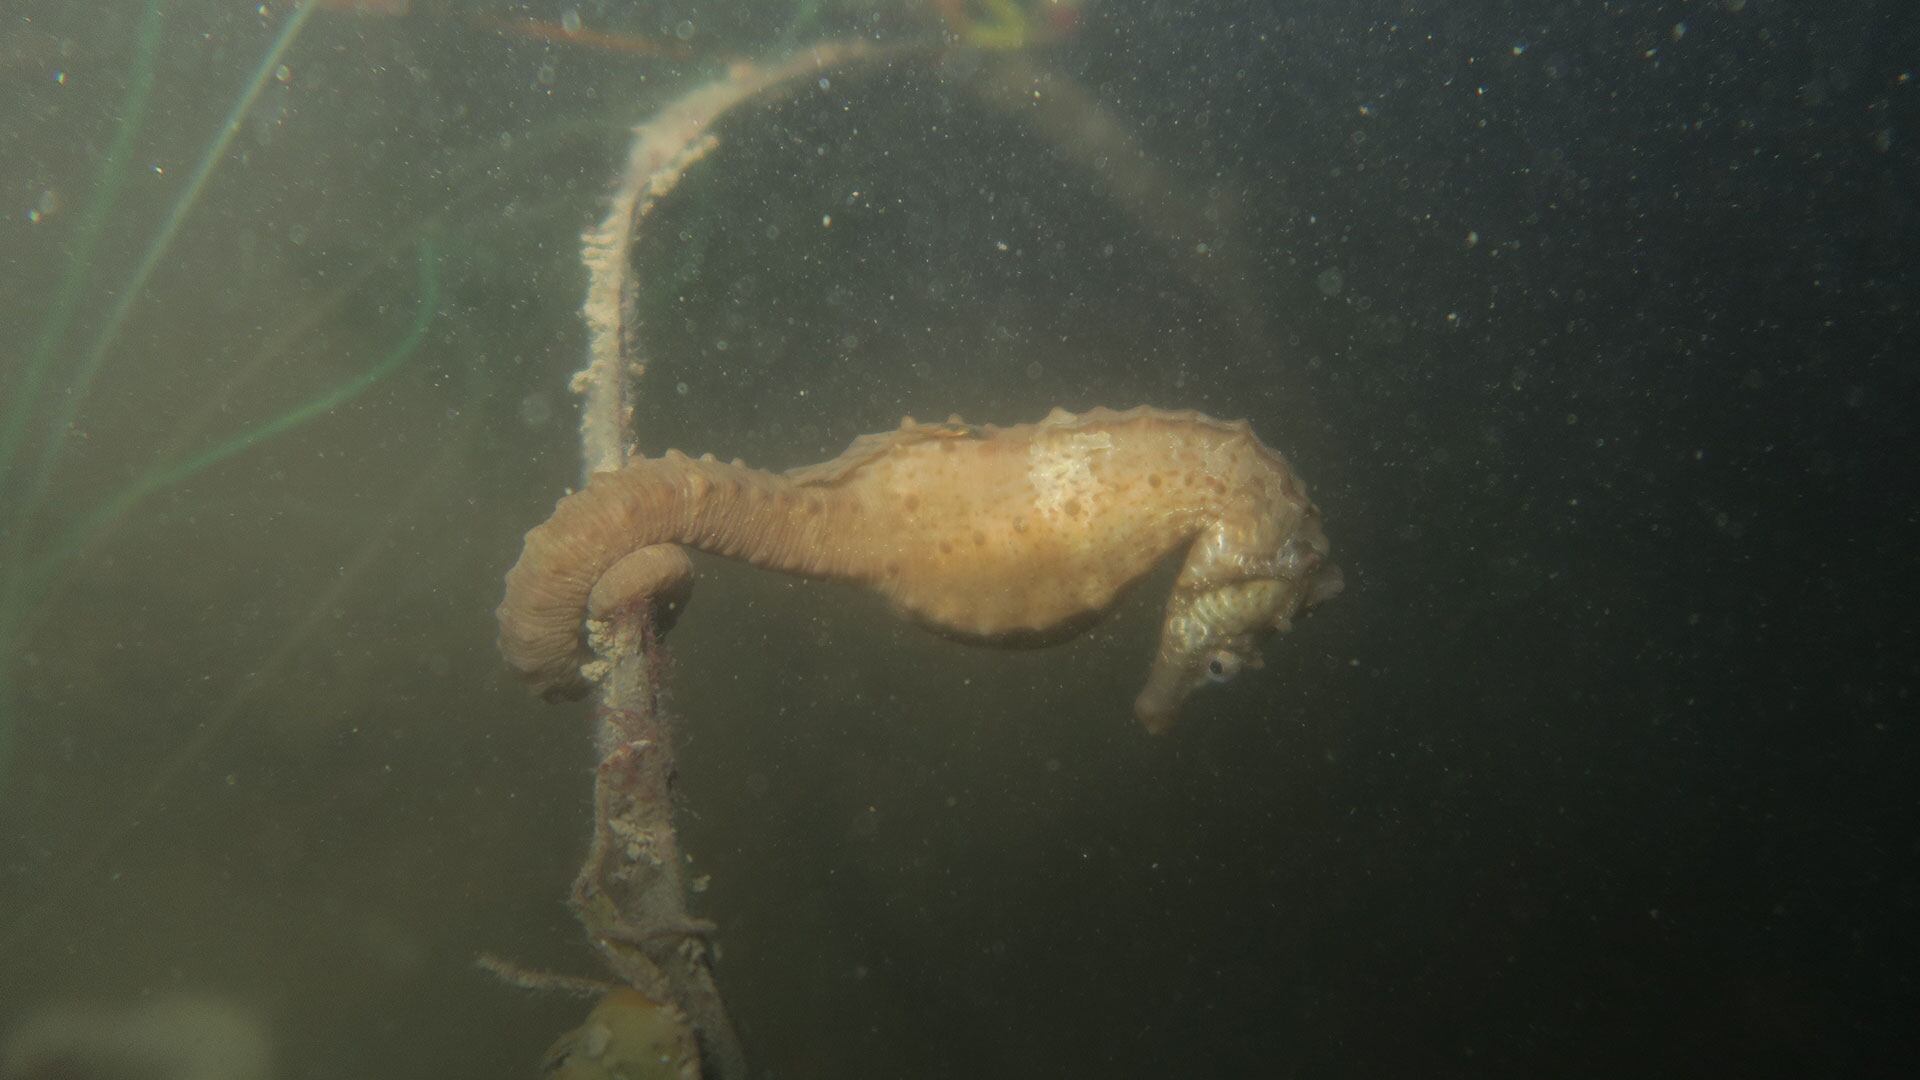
[563,42,881,1079]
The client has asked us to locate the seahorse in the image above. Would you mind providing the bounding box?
[497,406,1342,732]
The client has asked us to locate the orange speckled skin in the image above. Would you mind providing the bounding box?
[498,406,1341,731]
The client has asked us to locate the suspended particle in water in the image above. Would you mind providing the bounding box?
[1315,267,1344,297]
[518,393,553,428]
[537,62,557,86]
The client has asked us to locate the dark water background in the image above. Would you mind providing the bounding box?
[1,0,1914,1076]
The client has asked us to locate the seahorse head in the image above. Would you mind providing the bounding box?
[1133,510,1343,734]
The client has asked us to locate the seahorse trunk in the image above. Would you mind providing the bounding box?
[498,454,860,698]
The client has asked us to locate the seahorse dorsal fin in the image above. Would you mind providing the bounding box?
[786,420,968,487]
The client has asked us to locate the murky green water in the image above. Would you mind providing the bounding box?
[2,2,1912,1077]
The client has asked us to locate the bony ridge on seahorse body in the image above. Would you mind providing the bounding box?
[497,405,1342,733]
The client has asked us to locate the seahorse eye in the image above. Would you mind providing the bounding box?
[1204,651,1242,683]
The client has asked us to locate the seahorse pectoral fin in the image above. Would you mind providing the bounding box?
[1306,561,1345,607]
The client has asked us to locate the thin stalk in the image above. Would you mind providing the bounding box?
[3,0,319,545]
[0,236,436,805]
[0,0,165,490]
[8,241,439,623]
[0,358,479,954]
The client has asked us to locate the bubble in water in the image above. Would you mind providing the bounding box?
[1025,361,1043,380]
[676,381,690,396]
[560,10,581,33]
[537,63,556,86]
[25,189,59,224]
[274,64,291,83]
[675,20,695,41]
[1315,267,1344,297]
